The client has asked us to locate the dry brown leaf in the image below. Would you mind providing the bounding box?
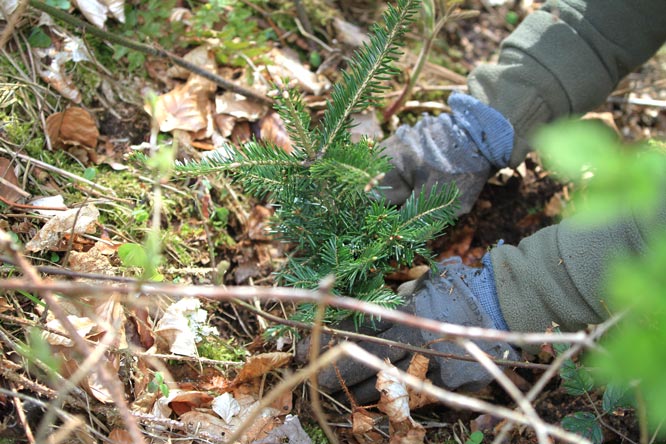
[148,82,208,133]
[0,296,11,314]
[179,410,233,437]
[0,157,25,204]
[265,48,331,95]
[258,111,293,153]
[216,92,267,121]
[170,391,214,416]
[350,110,383,143]
[406,355,438,410]
[46,107,99,150]
[25,203,99,252]
[352,408,382,439]
[108,429,132,444]
[67,242,114,275]
[583,111,621,136]
[233,352,292,384]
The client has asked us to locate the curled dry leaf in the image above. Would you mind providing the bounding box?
[0,157,25,204]
[352,409,384,444]
[406,354,438,410]
[38,59,82,103]
[376,361,426,444]
[46,107,99,150]
[25,203,99,252]
[233,352,292,384]
[377,363,410,423]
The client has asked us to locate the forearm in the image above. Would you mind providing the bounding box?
[491,201,666,334]
[468,0,666,167]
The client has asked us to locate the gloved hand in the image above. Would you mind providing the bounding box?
[380,93,515,215]
[296,253,519,404]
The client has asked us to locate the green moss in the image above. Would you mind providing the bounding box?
[302,422,329,444]
[197,337,247,362]
[0,112,45,156]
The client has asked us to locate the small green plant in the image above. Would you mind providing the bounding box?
[553,329,634,444]
[465,430,484,444]
[147,371,170,397]
[537,120,666,440]
[177,0,458,329]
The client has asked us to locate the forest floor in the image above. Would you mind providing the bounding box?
[1,0,665,443]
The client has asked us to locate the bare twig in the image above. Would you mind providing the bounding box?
[461,339,549,444]
[0,278,593,346]
[0,147,115,194]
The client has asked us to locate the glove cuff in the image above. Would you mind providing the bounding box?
[449,93,514,168]
[467,252,510,331]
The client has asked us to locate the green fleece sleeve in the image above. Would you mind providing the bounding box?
[490,201,666,334]
[468,0,666,167]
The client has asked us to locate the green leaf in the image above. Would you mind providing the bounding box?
[505,11,519,25]
[465,430,483,444]
[561,412,603,444]
[83,167,97,181]
[45,0,71,9]
[28,27,52,48]
[560,360,594,396]
[602,383,634,414]
[118,243,149,268]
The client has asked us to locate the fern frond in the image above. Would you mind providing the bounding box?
[316,0,420,157]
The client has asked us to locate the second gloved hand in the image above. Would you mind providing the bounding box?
[380,93,514,215]
[296,253,519,404]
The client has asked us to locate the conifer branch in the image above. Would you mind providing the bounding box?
[274,87,316,157]
[315,0,420,158]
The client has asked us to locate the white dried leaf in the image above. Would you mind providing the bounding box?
[212,392,241,424]
[72,0,108,28]
[25,204,99,252]
[101,0,125,22]
[43,315,96,347]
[215,93,267,121]
[0,0,18,20]
[254,415,313,444]
[29,195,67,216]
[153,298,218,357]
[376,362,410,423]
[265,48,331,95]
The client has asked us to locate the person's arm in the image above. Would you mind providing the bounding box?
[492,199,666,334]
[469,0,666,167]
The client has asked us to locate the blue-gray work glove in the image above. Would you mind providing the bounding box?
[380,93,514,215]
[297,253,519,404]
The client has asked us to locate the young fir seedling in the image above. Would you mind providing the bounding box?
[177,0,458,329]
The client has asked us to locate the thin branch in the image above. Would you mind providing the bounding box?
[0,278,593,346]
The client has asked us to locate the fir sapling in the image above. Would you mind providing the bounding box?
[177,0,459,329]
